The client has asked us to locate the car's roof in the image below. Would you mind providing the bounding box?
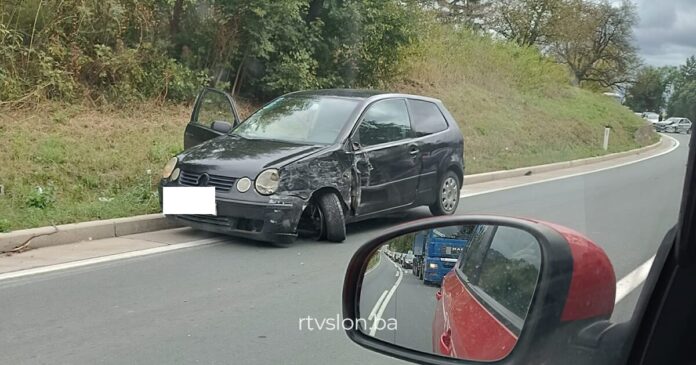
[286,89,441,103]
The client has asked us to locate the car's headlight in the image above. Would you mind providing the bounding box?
[170,168,181,181]
[236,177,252,193]
[255,169,280,195]
[428,263,438,269]
[162,157,178,179]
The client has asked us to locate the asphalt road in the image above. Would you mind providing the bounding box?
[0,134,690,364]
[360,250,438,354]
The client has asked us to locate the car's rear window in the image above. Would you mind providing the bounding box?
[408,99,448,136]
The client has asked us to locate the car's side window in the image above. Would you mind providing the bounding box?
[474,227,541,321]
[457,226,493,282]
[193,90,235,128]
[408,99,448,136]
[356,99,412,147]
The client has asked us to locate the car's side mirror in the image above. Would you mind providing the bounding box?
[350,139,362,152]
[342,216,616,364]
[211,120,232,133]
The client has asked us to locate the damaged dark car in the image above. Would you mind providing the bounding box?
[159,88,464,245]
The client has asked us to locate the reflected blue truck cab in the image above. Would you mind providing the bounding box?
[412,226,477,285]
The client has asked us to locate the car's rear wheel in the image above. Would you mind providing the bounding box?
[429,170,460,216]
[298,192,346,242]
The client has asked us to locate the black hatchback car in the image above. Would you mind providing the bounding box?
[159,88,464,245]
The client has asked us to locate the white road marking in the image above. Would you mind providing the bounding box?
[368,290,389,321]
[615,255,656,304]
[370,266,403,336]
[461,134,680,198]
[0,237,225,282]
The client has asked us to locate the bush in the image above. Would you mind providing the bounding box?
[0,218,10,233]
[25,185,55,209]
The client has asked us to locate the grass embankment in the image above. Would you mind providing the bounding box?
[0,102,255,232]
[367,251,381,272]
[391,27,656,173]
[0,28,656,233]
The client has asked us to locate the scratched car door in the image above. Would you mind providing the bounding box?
[353,98,420,214]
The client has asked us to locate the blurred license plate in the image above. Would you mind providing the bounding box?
[163,187,217,215]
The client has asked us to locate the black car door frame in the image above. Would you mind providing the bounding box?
[183,87,241,149]
[621,133,696,364]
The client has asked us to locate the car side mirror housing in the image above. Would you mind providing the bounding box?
[342,216,616,364]
[351,140,362,151]
[211,120,232,133]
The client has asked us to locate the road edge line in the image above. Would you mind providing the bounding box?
[0,237,224,282]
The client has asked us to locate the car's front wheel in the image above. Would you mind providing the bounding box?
[429,171,460,216]
[298,192,346,242]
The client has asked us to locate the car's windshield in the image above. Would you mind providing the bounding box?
[232,96,359,145]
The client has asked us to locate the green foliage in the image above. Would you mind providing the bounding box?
[0,218,10,233]
[0,0,420,103]
[625,66,670,113]
[388,233,416,253]
[25,185,55,209]
[667,56,696,122]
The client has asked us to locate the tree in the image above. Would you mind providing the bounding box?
[667,81,696,122]
[487,0,561,47]
[624,66,669,113]
[547,0,639,87]
[667,56,696,121]
[419,0,489,28]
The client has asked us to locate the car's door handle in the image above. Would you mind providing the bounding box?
[439,328,452,355]
[435,290,442,301]
[409,146,419,155]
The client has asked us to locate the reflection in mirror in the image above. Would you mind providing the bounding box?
[358,224,542,361]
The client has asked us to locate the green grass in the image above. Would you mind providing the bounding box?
[0,101,255,232]
[391,26,656,173]
[0,28,656,233]
[367,251,381,271]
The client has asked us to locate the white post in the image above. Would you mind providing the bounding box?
[603,127,611,151]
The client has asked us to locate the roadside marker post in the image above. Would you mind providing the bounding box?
[603,126,611,151]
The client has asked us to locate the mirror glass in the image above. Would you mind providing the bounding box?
[358,224,542,361]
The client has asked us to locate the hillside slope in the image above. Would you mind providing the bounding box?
[0,29,655,232]
[391,27,655,173]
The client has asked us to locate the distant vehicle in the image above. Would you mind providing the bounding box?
[412,226,481,285]
[664,117,692,134]
[402,253,415,269]
[642,112,660,125]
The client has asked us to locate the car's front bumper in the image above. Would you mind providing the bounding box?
[158,183,305,244]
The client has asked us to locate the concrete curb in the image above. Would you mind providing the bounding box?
[465,137,664,185]
[0,214,182,253]
[0,137,665,252]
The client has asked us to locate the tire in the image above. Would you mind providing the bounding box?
[317,192,346,242]
[429,170,461,216]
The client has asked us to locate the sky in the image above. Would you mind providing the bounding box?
[632,0,696,67]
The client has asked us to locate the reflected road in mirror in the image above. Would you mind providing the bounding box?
[358,224,542,361]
